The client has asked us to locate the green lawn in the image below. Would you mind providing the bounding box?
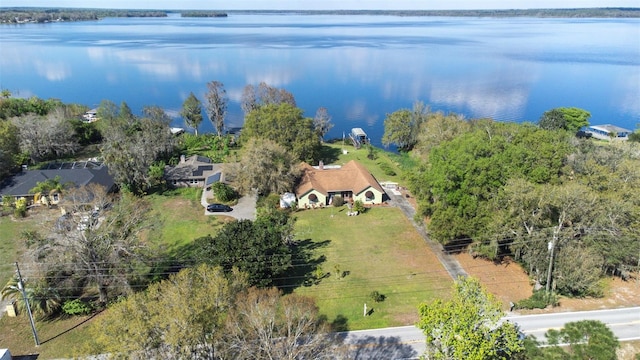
[292,206,452,330]
[144,187,229,254]
[0,211,41,287]
[319,143,405,185]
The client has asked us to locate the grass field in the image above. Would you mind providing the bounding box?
[292,206,452,330]
[0,210,43,287]
[144,187,231,254]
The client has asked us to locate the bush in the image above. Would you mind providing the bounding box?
[14,197,27,218]
[332,195,344,207]
[62,299,93,316]
[212,182,237,202]
[515,290,558,310]
[378,162,397,176]
[353,200,365,213]
[369,290,386,302]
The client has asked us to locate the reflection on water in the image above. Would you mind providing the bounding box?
[1,15,638,145]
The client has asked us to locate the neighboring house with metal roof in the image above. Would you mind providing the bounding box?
[585,124,632,141]
[295,160,386,209]
[0,161,115,205]
[164,155,224,188]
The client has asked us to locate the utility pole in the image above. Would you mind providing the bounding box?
[545,233,557,295]
[15,262,40,346]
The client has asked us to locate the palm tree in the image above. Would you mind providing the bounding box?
[29,175,70,205]
[2,275,62,319]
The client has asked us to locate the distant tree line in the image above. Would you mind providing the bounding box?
[181,11,228,17]
[0,8,168,24]
[230,8,640,18]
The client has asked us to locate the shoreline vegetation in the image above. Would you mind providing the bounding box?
[1,7,639,24]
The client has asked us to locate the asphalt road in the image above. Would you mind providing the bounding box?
[343,307,640,359]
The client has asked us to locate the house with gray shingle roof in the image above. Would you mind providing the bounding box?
[164,155,224,188]
[0,161,115,205]
[295,160,386,209]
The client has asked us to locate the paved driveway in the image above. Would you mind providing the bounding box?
[201,187,257,220]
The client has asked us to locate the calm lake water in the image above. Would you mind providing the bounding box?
[1,14,639,146]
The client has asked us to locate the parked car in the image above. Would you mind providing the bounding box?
[207,203,233,212]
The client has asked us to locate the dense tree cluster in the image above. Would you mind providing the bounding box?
[98,100,175,193]
[85,264,345,359]
[401,105,640,296]
[192,209,295,287]
[241,103,321,162]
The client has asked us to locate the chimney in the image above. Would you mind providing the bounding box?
[319,160,324,170]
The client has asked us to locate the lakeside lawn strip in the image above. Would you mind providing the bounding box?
[292,206,452,330]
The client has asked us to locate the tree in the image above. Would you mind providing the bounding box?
[240,82,296,114]
[1,274,62,319]
[526,320,619,360]
[100,102,175,193]
[205,81,228,136]
[313,107,333,142]
[228,138,301,196]
[539,107,591,133]
[417,276,524,359]
[12,108,79,163]
[86,264,247,359]
[0,119,21,180]
[40,191,152,304]
[558,107,591,133]
[413,110,470,160]
[223,287,345,360]
[180,92,203,135]
[192,218,292,287]
[382,101,429,151]
[538,108,567,131]
[241,103,320,162]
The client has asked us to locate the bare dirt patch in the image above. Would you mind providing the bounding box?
[455,253,532,310]
[455,252,640,314]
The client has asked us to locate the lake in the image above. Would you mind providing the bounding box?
[1,14,638,147]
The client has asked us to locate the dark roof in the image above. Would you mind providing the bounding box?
[164,155,222,181]
[0,162,115,197]
[206,172,222,186]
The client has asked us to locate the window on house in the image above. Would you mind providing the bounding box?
[308,194,318,204]
[365,191,374,201]
[52,193,59,202]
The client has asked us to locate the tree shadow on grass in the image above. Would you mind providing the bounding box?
[317,144,344,164]
[40,310,103,345]
[277,238,331,293]
[346,335,418,360]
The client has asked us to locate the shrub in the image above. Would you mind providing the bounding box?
[332,195,344,207]
[515,290,558,310]
[212,182,237,202]
[14,197,27,218]
[353,200,365,213]
[62,299,93,316]
[378,162,397,176]
[370,290,386,302]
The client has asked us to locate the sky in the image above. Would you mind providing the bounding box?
[3,0,640,10]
